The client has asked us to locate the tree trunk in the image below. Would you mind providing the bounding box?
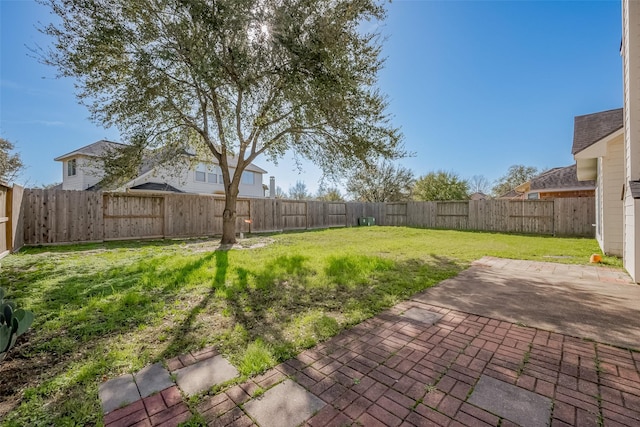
[221,192,238,245]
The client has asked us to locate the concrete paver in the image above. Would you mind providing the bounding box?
[401,306,444,324]
[98,374,140,414]
[173,354,239,396]
[243,380,325,427]
[134,363,173,398]
[468,374,552,427]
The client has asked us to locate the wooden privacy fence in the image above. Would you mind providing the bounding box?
[0,183,25,257]
[20,189,595,246]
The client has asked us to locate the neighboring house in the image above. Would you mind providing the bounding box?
[54,140,268,198]
[497,189,524,200]
[469,192,490,201]
[495,165,595,200]
[572,109,624,257]
[514,165,595,200]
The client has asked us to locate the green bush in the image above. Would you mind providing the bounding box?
[0,286,34,363]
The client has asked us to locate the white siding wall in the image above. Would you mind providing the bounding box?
[60,156,104,190]
[623,0,640,281]
[128,160,265,198]
[601,137,624,256]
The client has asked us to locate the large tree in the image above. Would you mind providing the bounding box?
[316,185,344,201]
[347,161,414,202]
[413,170,469,201]
[41,0,403,243]
[288,181,311,200]
[0,138,24,183]
[469,174,491,195]
[492,165,539,197]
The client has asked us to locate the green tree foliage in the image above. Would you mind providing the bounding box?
[288,181,311,200]
[0,138,23,183]
[41,0,404,243]
[316,186,344,201]
[492,165,539,197]
[347,161,414,202]
[413,170,469,201]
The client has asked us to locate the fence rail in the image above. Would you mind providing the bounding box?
[18,189,595,246]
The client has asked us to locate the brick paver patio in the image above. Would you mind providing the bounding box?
[100,258,640,426]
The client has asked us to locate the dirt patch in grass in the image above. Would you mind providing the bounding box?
[0,344,62,417]
[185,236,276,252]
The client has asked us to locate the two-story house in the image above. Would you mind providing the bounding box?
[54,140,268,198]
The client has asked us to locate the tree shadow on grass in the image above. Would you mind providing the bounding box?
[191,252,466,372]
[0,250,222,423]
[157,250,230,359]
[0,246,466,424]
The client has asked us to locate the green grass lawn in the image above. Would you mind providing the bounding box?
[0,227,619,425]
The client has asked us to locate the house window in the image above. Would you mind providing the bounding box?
[527,192,539,200]
[67,159,77,176]
[195,165,206,182]
[241,171,254,185]
[196,163,221,183]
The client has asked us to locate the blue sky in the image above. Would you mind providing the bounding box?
[0,0,623,194]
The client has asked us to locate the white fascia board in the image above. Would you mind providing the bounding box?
[530,186,596,193]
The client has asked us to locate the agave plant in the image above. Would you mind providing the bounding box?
[0,287,34,363]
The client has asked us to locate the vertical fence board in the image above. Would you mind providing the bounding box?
[282,201,307,230]
[326,202,347,227]
[436,202,469,230]
[0,184,8,256]
[554,197,595,236]
[10,185,24,252]
[250,199,282,232]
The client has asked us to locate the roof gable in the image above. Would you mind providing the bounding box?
[54,140,125,161]
[572,108,623,155]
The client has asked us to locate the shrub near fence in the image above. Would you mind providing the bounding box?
[19,189,595,246]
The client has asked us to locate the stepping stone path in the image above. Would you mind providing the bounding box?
[97,258,640,427]
[100,347,239,427]
[243,380,325,427]
[468,375,552,427]
[174,355,239,396]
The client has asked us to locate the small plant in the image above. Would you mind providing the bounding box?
[252,386,265,398]
[0,286,35,362]
[424,384,437,393]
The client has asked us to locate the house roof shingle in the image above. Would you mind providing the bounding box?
[55,140,268,174]
[129,182,184,193]
[54,140,125,161]
[529,164,595,190]
[572,108,624,155]
[497,189,523,199]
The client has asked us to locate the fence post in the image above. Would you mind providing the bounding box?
[163,193,168,238]
[552,198,556,236]
[6,186,12,253]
